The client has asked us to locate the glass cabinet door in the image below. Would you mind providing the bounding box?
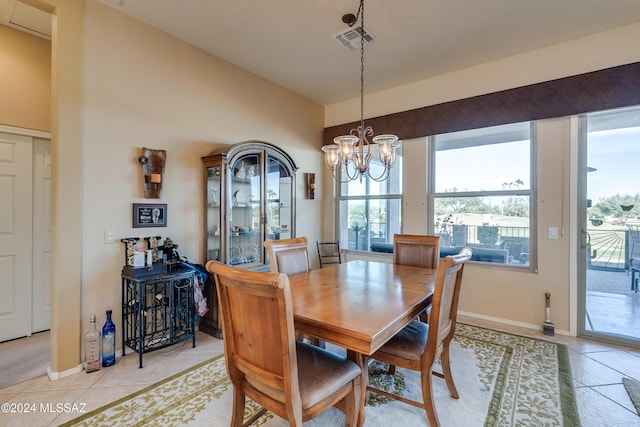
[229,154,262,266]
[265,155,293,242]
[203,141,298,271]
[206,165,222,262]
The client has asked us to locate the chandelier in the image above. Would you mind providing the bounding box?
[322,0,400,183]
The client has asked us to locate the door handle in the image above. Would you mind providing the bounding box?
[580,229,590,249]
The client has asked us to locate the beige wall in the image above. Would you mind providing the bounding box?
[325,23,640,334]
[0,25,51,131]
[3,0,324,374]
[81,0,324,359]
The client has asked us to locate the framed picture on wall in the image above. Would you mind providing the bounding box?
[133,203,167,228]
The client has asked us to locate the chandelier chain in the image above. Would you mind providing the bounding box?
[360,0,365,134]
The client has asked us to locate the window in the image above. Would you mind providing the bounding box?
[337,145,403,253]
[430,122,535,267]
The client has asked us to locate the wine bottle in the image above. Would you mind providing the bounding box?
[102,309,116,367]
[85,314,101,373]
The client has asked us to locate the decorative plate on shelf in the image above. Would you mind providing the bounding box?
[234,190,250,206]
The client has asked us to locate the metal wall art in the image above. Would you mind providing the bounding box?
[138,147,166,198]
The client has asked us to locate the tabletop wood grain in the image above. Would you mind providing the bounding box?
[288,260,436,355]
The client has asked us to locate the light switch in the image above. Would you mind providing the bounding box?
[104,228,115,244]
[548,227,559,240]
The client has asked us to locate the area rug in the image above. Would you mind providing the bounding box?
[623,377,640,415]
[61,324,580,426]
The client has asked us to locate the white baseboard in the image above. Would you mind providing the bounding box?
[459,311,572,337]
[47,363,83,381]
[46,350,125,381]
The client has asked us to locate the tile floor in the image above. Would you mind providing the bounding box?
[1,318,639,426]
[586,269,640,341]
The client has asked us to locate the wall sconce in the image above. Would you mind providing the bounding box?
[305,173,316,199]
[138,147,166,198]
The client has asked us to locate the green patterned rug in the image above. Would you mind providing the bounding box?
[61,324,580,426]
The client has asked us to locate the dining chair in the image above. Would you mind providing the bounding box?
[206,261,361,427]
[394,233,441,327]
[264,237,311,276]
[366,247,472,427]
[387,234,441,375]
[393,234,441,269]
[264,237,324,347]
[317,241,342,268]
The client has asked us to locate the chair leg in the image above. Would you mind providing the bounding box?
[231,388,245,427]
[420,367,440,427]
[344,375,361,427]
[386,364,396,375]
[440,341,459,399]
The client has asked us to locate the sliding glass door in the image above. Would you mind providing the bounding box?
[578,105,640,345]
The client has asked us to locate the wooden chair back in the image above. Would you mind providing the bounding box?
[206,260,361,426]
[206,261,302,421]
[427,247,472,360]
[264,237,311,275]
[317,241,342,268]
[393,234,441,269]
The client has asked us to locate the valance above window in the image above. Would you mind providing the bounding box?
[324,61,640,145]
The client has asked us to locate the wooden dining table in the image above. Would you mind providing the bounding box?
[288,259,437,426]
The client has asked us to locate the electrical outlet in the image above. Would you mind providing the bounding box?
[104,228,115,244]
[548,227,559,240]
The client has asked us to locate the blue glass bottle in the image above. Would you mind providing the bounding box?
[102,309,116,367]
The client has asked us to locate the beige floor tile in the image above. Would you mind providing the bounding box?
[591,383,638,415]
[569,352,629,386]
[20,367,106,393]
[561,337,635,354]
[585,350,640,380]
[91,353,178,387]
[575,387,640,427]
[1,388,86,427]
[0,376,42,395]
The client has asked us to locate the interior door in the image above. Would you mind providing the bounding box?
[32,137,51,332]
[0,132,33,342]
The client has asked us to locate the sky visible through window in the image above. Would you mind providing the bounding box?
[588,126,640,203]
[435,139,530,207]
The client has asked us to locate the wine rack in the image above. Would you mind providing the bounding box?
[121,268,195,368]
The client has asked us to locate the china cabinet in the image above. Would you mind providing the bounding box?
[199,141,298,337]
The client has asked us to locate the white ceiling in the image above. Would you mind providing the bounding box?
[3,0,640,105]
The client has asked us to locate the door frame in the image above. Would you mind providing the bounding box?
[575,113,640,347]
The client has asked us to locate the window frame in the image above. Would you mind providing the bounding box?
[336,149,404,255]
[427,122,538,271]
